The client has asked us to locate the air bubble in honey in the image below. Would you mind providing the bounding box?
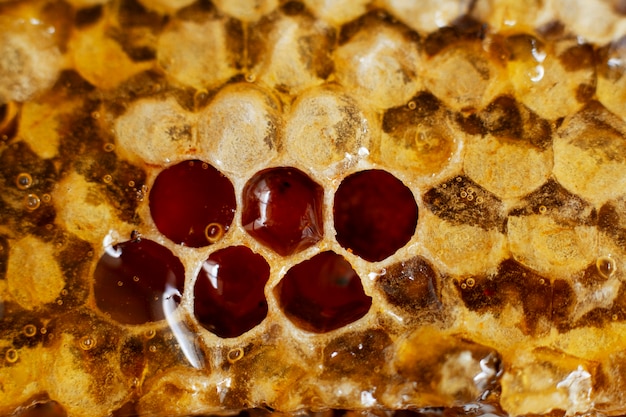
[597,256,617,279]
[41,193,51,203]
[227,347,244,363]
[79,335,96,351]
[149,345,157,353]
[204,223,225,244]
[24,193,40,211]
[16,172,33,190]
[23,324,37,337]
[466,278,476,288]
[144,329,156,340]
[5,348,18,363]
[103,174,112,184]
[103,143,115,152]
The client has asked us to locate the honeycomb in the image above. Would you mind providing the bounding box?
[1,0,626,416]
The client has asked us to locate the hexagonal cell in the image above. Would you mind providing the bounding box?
[507,180,598,280]
[213,0,278,22]
[422,27,507,112]
[149,160,236,247]
[274,251,372,333]
[423,175,506,232]
[375,256,441,318]
[93,238,185,325]
[248,5,335,94]
[284,84,373,171]
[385,0,472,33]
[505,35,596,120]
[303,0,370,26]
[334,12,421,109]
[242,167,324,256]
[0,17,62,103]
[197,83,281,176]
[157,11,242,90]
[194,246,270,338]
[114,97,197,165]
[334,169,418,262]
[379,91,460,179]
[554,101,626,206]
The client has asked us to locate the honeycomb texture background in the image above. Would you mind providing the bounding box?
[1,0,626,416]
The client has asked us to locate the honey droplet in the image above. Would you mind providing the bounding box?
[596,256,617,279]
[16,172,33,190]
[5,348,18,363]
[227,347,244,363]
[79,335,96,351]
[23,324,37,337]
[24,194,41,211]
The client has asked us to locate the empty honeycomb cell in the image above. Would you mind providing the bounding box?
[194,246,270,338]
[197,83,281,176]
[248,7,335,94]
[93,238,185,325]
[505,36,596,120]
[376,256,441,318]
[149,160,236,247]
[274,251,371,333]
[242,167,324,256]
[157,15,241,90]
[284,85,373,172]
[114,97,197,165]
[554,101,626,206]
[334,169,418,262]
[379,91,459,178]
[334,13,421,109]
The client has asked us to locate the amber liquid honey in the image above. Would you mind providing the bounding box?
[2,1,626,416]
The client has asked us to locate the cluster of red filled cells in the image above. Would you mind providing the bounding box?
[93,160,418,337]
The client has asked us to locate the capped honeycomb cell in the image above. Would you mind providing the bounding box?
[554,101,626,206]
[149,159,236,247]
[93,238,185,325]
[422,29,507,112]
[242,167,323,256]
[114,97,197,165]
[384,0,472,33]
[157,13,241,90]
[197,83,281,176]
[303,0,370,26]
[248,5,334,94]
[212,0,278,22]
[596,37,626,121]
[0,21,61,103]
[507,181,598,280]
[334,13,421,109]
[274,251,371,333]
[284,85,373,171]
[334,169,418,262]
[506,36,596,120]
[194,246,270,338]
[380,91,460,179]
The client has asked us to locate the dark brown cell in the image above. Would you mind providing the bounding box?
[194,246,270,338]
[423,176,505,232]
[149,160,236,247]
[598,198,626,247]
[334,170,418,262]
[242,167,324,256]
[478,95,552,150]
[0,235,7,280]
[12,399,67,417]
[558,43,595,72]
[274,251,371,333]
[93,238,185,325]
[509,179,596,226]
[376,256,441,314]
[322,328,392,379]
[456,259,559,335]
